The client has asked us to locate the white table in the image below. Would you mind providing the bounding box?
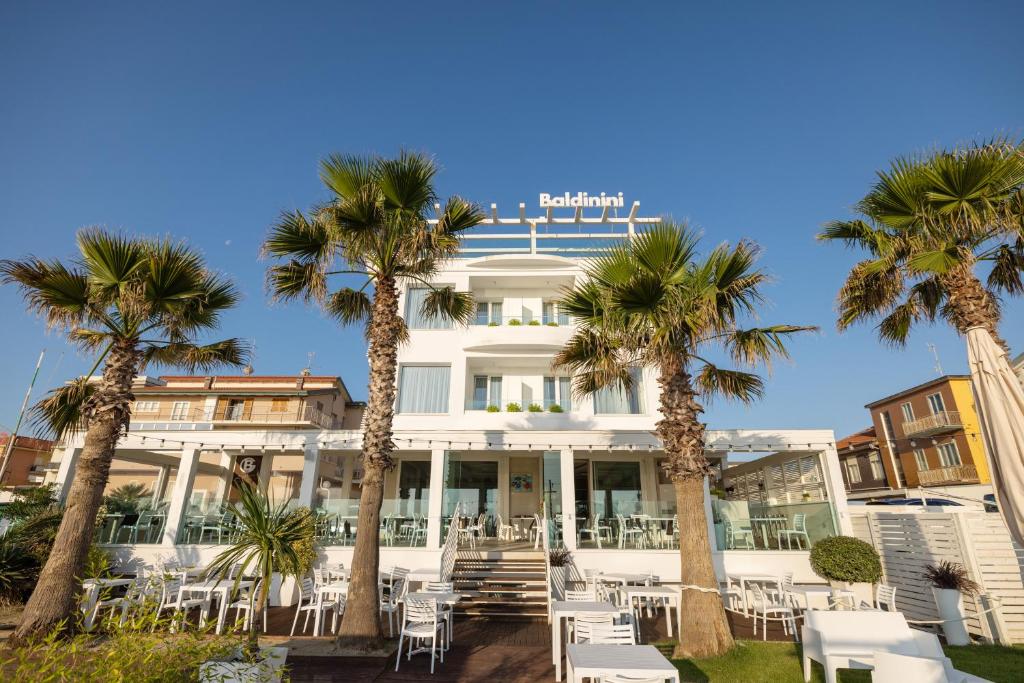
[725,573,779,616]
[81,577,133,629]
[566,644,680,683]
[183,579,253,634]
[550,600,619,680]
[404,591,461,605]
[596,572,651,605]
[621,585,679,639]
[789,585,834,610]
[314,580,350,636]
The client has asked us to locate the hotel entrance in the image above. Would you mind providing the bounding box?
[442,450,563,551]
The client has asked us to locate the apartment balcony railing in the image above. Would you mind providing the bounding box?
[132,405,337,429]
[917,463,979,486]
[903,410,962,437]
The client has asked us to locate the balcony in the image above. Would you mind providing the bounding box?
[131,405,337,430]
[903,411,962,437]
[917,463,979,486]
[463,319,573,352]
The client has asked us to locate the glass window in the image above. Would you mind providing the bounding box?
[845,459,862,484]
[593,368,643,414]
[475,302,489,326]
[591,461,642,519]
[135,401,159,412]
[488,376,502,407]
[171,401,190,420]
[443,456,498,519]
[270,398,288,413]
[472,376,488,410]
[900,402,914,421]
[397,365,450,413]
[543,377,556,408]
[558,377,571,411]
[937,442,961,467]
[397,460,431,516]
[544,376,572,410]
[868,453,885,479]
[914,448,929,471]
[927,392,946,414]
[405,287,453,329]
[542,302,554,325]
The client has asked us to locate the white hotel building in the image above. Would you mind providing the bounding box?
[44,200,851,611]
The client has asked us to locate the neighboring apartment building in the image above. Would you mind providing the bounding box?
[44,200,851,600]
[0,434,55,489]
[835,427,892,498]
[866,375,991,500]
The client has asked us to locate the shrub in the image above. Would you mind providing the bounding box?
[545,321,558,327]
[1,484,57,521]
[528,319,541,326]
[548,404,564,413]
[487,321,500,327]
[506,402,522,412]
[508,319,522,326]
[485,405,500,413]
[924,561,980,594]
[809,535,882,584]
[527,403,543,412]
[275,506,317,578]
[548,547,572,567]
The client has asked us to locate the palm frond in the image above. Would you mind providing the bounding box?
[726,325,815,368]
[435,197,486,235]
[836,260,904,330]
[142,339,249,373]
[266,260,327,302]
[262,210,334,263]
[986,243,1024,294]
[319,154,375,200]
[76,229,149,293]
[695,364,765,404]
[29,378,94,440]
[0,257,91,328]
[376,151,437,213]
[419,287,475,327]
[325,287,372,327]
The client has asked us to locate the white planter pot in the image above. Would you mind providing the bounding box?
[269,574,299,607]
[549,566,567,601]
[827,581,873,609]
[200,646,288,683]
[932,587,970,646]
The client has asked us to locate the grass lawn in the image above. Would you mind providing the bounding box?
[654,639,1024,682]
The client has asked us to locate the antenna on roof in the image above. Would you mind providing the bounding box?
[302,351,315,376]
[242,338,256,376]
[927,343,943,376]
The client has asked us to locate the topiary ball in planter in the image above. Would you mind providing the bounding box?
[809,535,882,584]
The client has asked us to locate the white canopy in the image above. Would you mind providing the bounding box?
[966,326,1024,546]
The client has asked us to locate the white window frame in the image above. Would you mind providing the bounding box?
[867,452,885,480]
[475,300,504,325]
[543,375,572,411]
[913,448,929,471]
[469,375,502,410]
[135,400,159,412]
[937,441,962,467]
[926,392,946,415]
[900,402,914,422]
[845,458,862,484]
[170,401,190,420]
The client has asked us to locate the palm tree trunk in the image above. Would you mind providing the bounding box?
[939,264,1006,349]
[13,340,139,642]
[337,276,401,648]
[657,359,734,658]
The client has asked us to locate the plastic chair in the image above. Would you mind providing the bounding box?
[152,577,210,632]
[750,582,798,641]
[290,576,339,636]
[395,597,445,674]
[587,623,637,645]
[571,611,616,644]
[726,519,756,549]
[777,513,811,549]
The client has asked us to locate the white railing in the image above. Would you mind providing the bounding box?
[440,502,461,584]
[918,463,979,486]
[903,410,962,436]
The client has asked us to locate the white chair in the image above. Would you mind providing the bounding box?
[750,582,798,641]
[395,597,445,674]
[290,576,339,636]
[725,519,756,549]
[496,514,516,541]
[871,651,949,683]
[152,577,210,632]
[530,513,543,548]
[778,513,811,550]
[89,578,146,629]
[577,516,613,548]
[586,622,637,645]
[380,577,407,637]
[424,580,455,644]
[861,584,897,612]
[565,588,597,601]
[571,611,615,644]
[801,610,986,683]
[227,579,267,632]
[615,514,646,549]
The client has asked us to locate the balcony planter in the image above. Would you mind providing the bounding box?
[199,645,288,683]
[932,588,970,645]
[548,548,571,601]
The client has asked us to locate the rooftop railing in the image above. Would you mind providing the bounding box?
[903,410,962,437]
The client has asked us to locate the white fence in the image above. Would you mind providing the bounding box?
[850,509,1024,643]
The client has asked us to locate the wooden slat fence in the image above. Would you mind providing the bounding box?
[850,510,1024,644]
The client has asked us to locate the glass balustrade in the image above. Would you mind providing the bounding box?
[312,497,429,548]
[711,499,837,551]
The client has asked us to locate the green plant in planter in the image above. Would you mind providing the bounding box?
[485,404,500,413]
[487,321,500,327]
[924,561,980,594]
[508,319,522,326]
[545,321,558,327]
[548,547,572,567]
[548,404,564,413]
[528,319,541,326]
[506,402,522,412]
[527,403,543,412]
[809,535,882,584]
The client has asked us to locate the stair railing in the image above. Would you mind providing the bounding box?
[542,500,552,623]
[440,501,461,584]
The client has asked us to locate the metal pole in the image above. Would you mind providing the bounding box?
[0,349,46,485]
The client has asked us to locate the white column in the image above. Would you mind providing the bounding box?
[340,454,355,511]
[151,465,169,508]
[257,451,274,493]
[559,448,577,550]
[426,448,446,549]
[54,446,83,504]
[703,476,717,552]
[214,451,234,502]
[297,440,320,507]
[820,442,853,535]
[162,447,200,546]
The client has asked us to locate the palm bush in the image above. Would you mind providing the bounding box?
[555,222,812,657]
[809,535,882,584]
[2,230,247,640]
[924,561,980,594]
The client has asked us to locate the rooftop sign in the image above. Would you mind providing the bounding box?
[539,192,625,208]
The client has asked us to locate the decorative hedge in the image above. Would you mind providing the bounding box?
[809,535,882,584]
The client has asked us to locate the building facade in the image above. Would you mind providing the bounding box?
[865,375,991,500]
[0,434,54,492]
[42,203,851,594]
[835,427,892,498]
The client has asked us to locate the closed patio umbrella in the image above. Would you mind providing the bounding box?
[966,326,1024,546]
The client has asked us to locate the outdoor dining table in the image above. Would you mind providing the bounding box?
[789,584,835,610]
[596,572,651,604]
[549,600,621,680]
[314,580,350,636]
[749,516,788,548]
[81,577,133,629]
[183,578,253,634]
[725,573,779,616]
[566,643,680,683]
[621,585,680,639]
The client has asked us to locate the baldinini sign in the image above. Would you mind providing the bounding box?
[539,192,625,208]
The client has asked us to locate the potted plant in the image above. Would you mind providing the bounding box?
[548,547,571,601]
[506,402,522,412]
[545,321,558,327]
[548,404,564,413]
[527,403,543,412]
[487,321,500,327]
[508,319,522,326]
[809,535,881,608]
[485,404,500,413]
[924,561,979,646]
[528,319,541,326]
[201,482,309,679]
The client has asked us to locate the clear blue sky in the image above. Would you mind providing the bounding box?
[1,1,1021,439]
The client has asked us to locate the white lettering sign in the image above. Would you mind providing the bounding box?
[539,192,625,209]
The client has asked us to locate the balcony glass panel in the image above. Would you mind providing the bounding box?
[711,499,837,551]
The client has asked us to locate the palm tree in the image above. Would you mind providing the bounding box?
[819,138,1024,347]
[1,229,247,640]
[263,151,484,645]
[204,481,313,653]
[555,222,812,658]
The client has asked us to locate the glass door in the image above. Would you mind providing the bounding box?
[443,453,499,536]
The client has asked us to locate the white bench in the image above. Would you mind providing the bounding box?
[801,610,991,683]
